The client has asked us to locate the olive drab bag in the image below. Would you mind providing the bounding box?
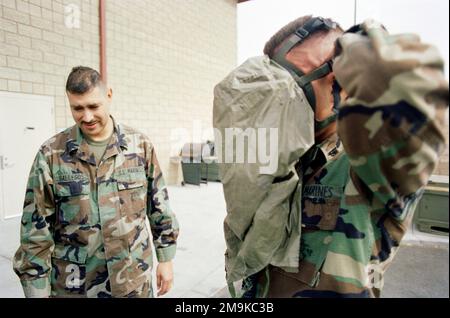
[213,56,315,293]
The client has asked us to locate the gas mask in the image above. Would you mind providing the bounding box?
[272,17,342,132]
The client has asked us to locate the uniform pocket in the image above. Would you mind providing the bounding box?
[51,244,88,297]
[116,176,146,191]
[55,180,90,197]
[116,168,147,219]
[55,178,91,226]
[302,184,343,230]
[52,244,88,263]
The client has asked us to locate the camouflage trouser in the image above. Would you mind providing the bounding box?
[260,266,374,298]
[241,265,376,298]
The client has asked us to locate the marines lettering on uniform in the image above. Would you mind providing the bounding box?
[13,118,179,298]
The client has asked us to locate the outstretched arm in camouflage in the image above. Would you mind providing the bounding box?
[156,261,174,296]
[334,19,448,222]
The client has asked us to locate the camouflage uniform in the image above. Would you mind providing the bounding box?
[253,20,449,297]
[13,117,179,298]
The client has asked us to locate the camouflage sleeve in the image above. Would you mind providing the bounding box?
[12,150,56,297]
[334,19,449,222]
[145,141,179,262]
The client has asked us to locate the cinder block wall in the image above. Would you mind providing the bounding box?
[1,0,237,184]
[0,0,100,129]
[106,0,237,184]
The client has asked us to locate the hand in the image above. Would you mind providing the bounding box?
[156,261,174,296]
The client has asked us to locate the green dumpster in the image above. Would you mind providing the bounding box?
[413,175,449,236]
[201,161,220,182]
[181,143,204,185]
[181,142,220,185]
[206,162,221,181]
[181,162,202,185]
[201,141,220,182]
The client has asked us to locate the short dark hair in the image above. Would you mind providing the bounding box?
[66,66,104,94]
[263,15,342,58]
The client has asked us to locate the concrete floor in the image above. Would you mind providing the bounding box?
[383,245,449,298]
[0,182,448,298]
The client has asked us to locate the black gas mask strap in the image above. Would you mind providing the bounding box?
[272,17,336,110]
[290,62,333,112]
[314,79,342,131]
[280,60,334,114]
[272,32,308,84]
[315,112,337,131]
[272,18,333,79]
[297,61,333,86]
